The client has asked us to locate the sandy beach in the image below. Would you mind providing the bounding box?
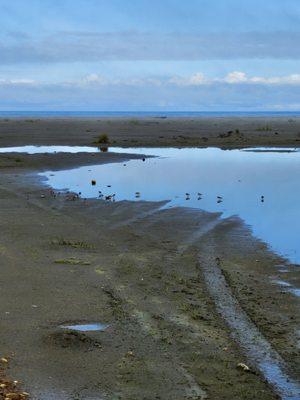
[0,118,299,399]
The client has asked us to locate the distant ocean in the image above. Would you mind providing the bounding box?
[0,111,300,118]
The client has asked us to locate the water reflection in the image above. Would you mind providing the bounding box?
[41,147,300,264]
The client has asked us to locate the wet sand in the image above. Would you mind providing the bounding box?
[0,119,299,399]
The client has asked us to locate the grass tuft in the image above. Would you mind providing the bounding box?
[54,258,91,265]
[51,238,94,249]
[96,133,109,144]
[256,125,273,131]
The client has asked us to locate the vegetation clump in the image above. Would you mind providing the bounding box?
[51,238,94,249]
[96,133,109,144]
[256,125,273,131]
[129,119,140,125]
[54,257,91,265]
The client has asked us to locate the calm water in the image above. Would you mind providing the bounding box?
[0,145,100,154]
[40,147,300,265]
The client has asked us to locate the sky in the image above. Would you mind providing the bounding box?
[0,0,300,111]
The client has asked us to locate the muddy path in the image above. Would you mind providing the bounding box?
[0,149,299,399]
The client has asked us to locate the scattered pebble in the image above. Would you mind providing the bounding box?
[237,362,251,372]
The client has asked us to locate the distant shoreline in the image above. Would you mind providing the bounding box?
[1,115,300,149]
[1,110,300,119]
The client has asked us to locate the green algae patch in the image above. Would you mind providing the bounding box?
[54,258,91,266]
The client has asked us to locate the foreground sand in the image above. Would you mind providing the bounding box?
[0,119,299,399]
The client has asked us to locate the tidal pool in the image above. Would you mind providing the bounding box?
[41,147,300,264]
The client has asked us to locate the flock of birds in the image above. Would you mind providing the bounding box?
[72,155,269,204]
[47,178,266,205]
[89,180,266,204]
[47,182,266,205]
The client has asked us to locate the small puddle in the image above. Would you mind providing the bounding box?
[60,323,109,332]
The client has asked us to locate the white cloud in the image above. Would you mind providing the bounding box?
[223,71,247,83]
[0,78,35,85]
[169,73,207,86]
[83,73,106,84]
[251,74,300,84]
[170,72,300,86]
[69,74,163,87]
[1,74,300,111]
[2,72,300,89]
[221,72,300,85]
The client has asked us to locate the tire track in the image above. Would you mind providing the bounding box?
[178,215,300,399]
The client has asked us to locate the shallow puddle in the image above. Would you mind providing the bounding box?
[272,279,292,287]
[0,145,100,154]
[41,146,300,265]
[289,288,300,297]
[60,323,109,332]
[242,147,299,153]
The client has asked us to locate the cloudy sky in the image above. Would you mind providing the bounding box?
[1,0,300,111]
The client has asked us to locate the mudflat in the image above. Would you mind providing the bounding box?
[0,118,299,400]
[1,116,300,148]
